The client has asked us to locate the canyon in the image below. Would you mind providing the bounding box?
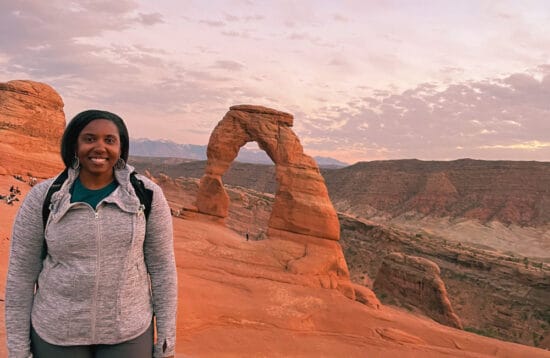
[133,165,550,349]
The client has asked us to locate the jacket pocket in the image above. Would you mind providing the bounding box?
[33,267,76,341]
[117,260,152,338]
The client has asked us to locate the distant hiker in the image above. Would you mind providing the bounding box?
[246,232,249,241]
[6,110,177,358]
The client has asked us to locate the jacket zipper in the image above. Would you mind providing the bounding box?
[91,208,100,342]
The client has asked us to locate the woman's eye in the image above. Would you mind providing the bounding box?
[106,137,117,144]
[85,137,95,142]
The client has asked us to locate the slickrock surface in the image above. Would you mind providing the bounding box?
[196,105,340,241]
[171,214,549,357]
[373,252,463,329]
[0,80,65,177]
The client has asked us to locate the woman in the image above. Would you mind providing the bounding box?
[5,110,177,358]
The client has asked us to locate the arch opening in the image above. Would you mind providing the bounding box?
[196,105,340,241]
[223,141,276,241]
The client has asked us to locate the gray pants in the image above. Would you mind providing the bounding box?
[31,322,153,358]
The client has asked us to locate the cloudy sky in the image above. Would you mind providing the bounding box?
[2,1,550,164]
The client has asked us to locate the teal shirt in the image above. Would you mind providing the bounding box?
[70,177,118,209]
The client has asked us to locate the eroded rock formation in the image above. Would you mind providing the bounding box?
[196,105,339,241]
[0,80,65,177]
[373,252,463,329]
[194,105,359,300]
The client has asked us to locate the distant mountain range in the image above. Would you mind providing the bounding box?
[129,138,349,168]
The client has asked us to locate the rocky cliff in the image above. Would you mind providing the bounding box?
[323,159,550,227]
[373,252,463,329]
[0,80,65,177]
[339,214,550,348]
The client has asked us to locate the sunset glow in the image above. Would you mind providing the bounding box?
[2,1,550,163]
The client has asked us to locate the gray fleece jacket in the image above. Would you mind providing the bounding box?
[5,165,177,357]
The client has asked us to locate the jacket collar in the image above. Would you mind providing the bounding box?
[50,164,142,220]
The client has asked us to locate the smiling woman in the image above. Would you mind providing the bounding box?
[74,119,123,188]
[5,110,177,358]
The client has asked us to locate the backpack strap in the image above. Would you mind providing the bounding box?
[130,172,153,220]
[41,169,68,261]
[42,168,69,229]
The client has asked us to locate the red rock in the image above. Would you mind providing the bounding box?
[0,80,65,177]
[352,283,381,309]
[196,105,340,241]
[373,252,463,329]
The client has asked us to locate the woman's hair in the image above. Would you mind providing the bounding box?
[60,109,130,168]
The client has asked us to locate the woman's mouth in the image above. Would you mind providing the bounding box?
[90,157,108,163]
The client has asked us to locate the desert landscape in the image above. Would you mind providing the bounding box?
[132,156,550,347]
[1,80,549,357]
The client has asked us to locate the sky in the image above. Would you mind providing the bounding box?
[2,1,550,164]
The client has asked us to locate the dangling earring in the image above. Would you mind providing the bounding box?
[71,155,80,170]
[115,157,126,170]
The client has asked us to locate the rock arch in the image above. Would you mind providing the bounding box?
[196,105,340,241]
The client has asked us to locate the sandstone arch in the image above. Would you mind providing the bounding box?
[196,105,340,241]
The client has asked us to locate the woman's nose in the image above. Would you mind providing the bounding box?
[91,141,108,151]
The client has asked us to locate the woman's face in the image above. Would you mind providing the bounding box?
[76,119,121,179]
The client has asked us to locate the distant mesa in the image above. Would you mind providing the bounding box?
[0,80,65,177]
[323,159,550,228]
[196,104,340,241]
[373,252,463,329]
